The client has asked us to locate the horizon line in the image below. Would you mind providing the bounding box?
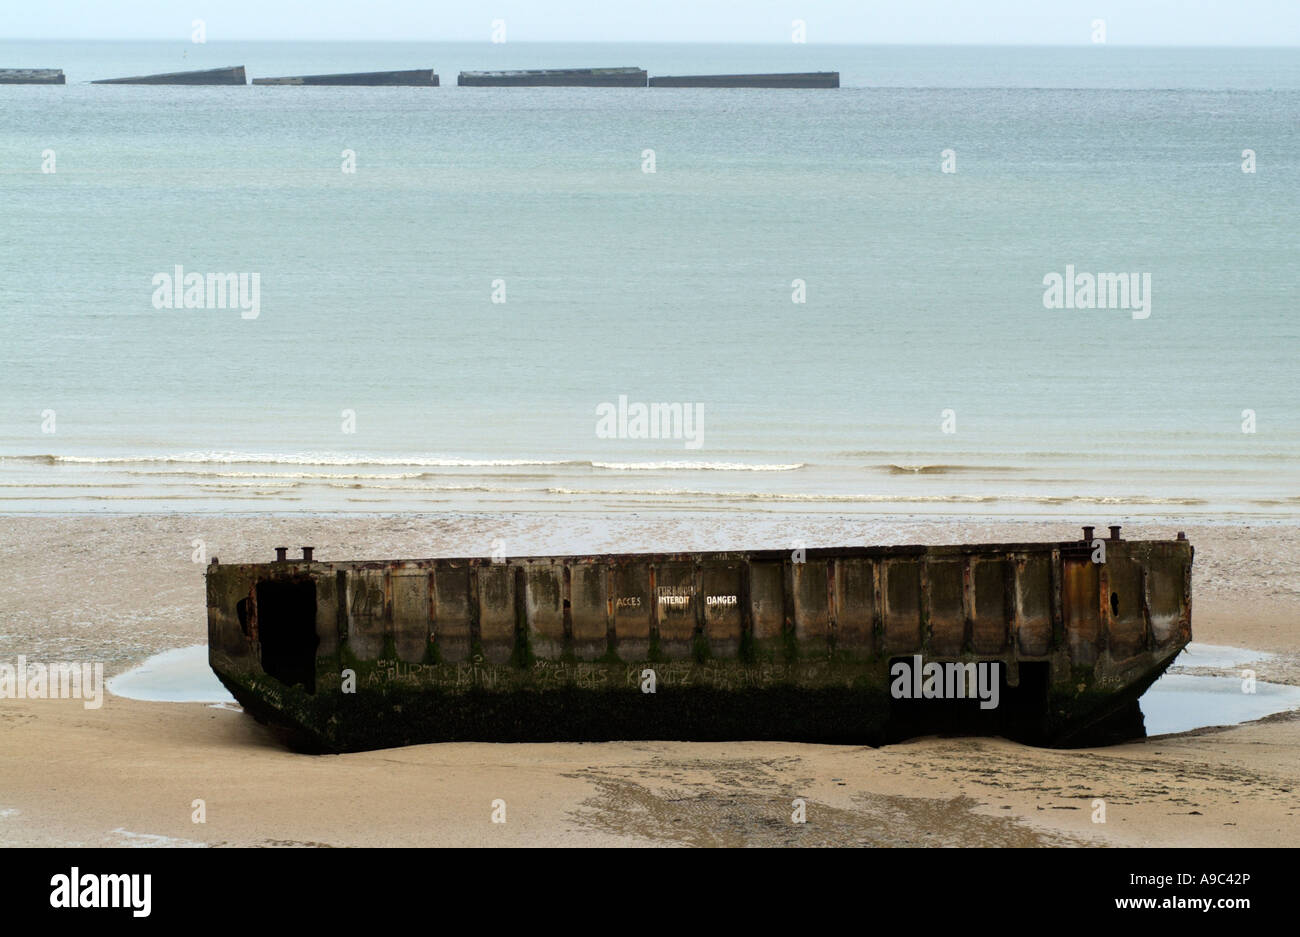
[4,38,1300,49]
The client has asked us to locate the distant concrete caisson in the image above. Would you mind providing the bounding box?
[9,64,843,90]
[458,67,648,87]
[253,69,439,86]
[92,66,247,85]
[0,68,65,84]
[649,71,840,88]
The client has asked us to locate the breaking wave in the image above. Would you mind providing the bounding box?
[542,489,1209,505]
[22,452,576,468]
[591,461,803,472]
[16,453,803,472]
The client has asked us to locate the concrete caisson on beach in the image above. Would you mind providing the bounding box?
[252,69,439,86]
[92,66,247,85]
[458,67,648,86]
[0,68,66,84]
[206,528,1193,752]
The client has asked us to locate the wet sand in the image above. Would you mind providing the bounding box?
[1,514,1297,847]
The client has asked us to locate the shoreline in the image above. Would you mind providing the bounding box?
[1,512,1296,667]
[3,508,1299,521]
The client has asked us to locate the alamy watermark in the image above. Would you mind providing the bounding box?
[50,868,150,917]
[0,656,104,709]
[151,265,260,319]
[1042,265,1150,319]
[889,655,1000,709]
[595,395,704,449]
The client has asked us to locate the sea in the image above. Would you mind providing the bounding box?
[1,42,1297,516]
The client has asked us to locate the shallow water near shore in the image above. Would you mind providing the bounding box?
[2,46,1298,518]
[106,641,1300,742]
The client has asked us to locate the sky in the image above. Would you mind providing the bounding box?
[4,0,1299,44]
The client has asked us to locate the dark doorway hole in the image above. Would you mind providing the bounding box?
[236,597,251,638]
[1110,591,1120,617]
[256,579,319,693]
[1006,661,1049,714]
[1000,660,1052,744]
[881,658,1057,745]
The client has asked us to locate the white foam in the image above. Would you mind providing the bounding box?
[46,451,575,468]
[591,461,804,472]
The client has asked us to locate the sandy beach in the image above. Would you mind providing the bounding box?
[1,514,1297,847]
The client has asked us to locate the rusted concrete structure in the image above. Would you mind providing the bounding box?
[0,68,65,84]
[650,71,840,88]
[458,67,647,87]
[207,528,1192,752]
[253,69,438,86]
[92,66,247,85]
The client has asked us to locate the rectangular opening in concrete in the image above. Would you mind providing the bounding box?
[255,579,319,693]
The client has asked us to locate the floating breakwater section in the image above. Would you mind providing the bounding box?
[458,67,648,86]
[0,68,65,84]
[458,68,839,87]
[649,71,840,88]
[253,69,439,86]
[92,65,247,85]
[7,65,839,88]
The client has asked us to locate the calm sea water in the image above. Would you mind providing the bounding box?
[1,42,1297,515]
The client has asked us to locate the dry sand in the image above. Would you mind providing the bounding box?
[0,514,1297,847]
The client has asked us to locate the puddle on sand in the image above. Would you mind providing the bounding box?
[106,646,235,704]
[1141,643,1300,736]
